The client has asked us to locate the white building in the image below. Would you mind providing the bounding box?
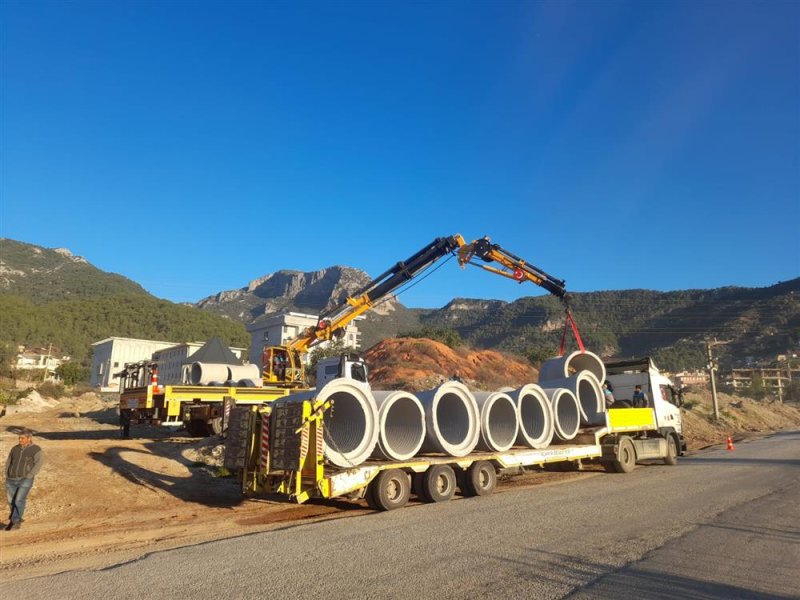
[90,337,175,391]
[152,340,246,384]
[246,312,361,366]
[15,348,70,382]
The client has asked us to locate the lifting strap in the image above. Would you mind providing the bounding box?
[559,309,585,356]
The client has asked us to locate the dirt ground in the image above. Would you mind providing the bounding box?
[1,388,798,581]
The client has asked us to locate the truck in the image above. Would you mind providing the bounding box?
[222,236,686,510]
[224,355,685,510]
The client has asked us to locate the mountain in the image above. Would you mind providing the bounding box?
[416,280,800,371]
[196,266,400,322]
[0,239,249,367]
[0,238,149,302]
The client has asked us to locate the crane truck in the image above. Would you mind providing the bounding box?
[118,235,467,437]
[224,236,686,510]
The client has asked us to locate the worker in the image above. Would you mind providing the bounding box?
[632,385,649,408]
[5,429,44,531]
[602,381,615,408]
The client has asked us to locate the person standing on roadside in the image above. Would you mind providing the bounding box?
[5,429,44,531]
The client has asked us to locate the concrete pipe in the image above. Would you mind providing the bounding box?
[542,372,605,426]
[473,391,519,452]
[542,387,581,441]
[191,362,230,385]
[227,364,261,382]
[371,391,426,461]
[416,381,480,457]
[506,384,554,449]
[538,350,606,385]
[278,379,379,468]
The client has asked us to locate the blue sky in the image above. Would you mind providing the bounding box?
[2,0,798,308]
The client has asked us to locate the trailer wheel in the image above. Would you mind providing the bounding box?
[370,469,410,511]
[463,461,496,497]
[421,465,457,503]
[365,480,380,510]
[663,434,678,466]
[208,417,223,437]
[412,472,430,502]
[613,436,636,473]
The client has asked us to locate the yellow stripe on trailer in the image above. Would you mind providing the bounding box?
[607,408,657,432]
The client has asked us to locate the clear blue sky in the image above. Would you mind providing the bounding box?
[2,0,798,308]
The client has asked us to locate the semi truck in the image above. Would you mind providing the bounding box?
[224,356,685,510]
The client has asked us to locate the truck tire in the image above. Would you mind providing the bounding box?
[421,464,457,503]
[208,417,223,437]
[613,436,636,473]
[663,434,678,466]
[463,461,496,497]
[370,469,410,511]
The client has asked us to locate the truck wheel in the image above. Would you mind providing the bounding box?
[370,469,410,511]
[463,461,496,497]
[421,464,457,503]
[613,437,636,473]
[663,434,678,466]
[208,417,223,437]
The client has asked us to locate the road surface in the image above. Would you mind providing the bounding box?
[3,430,799,599]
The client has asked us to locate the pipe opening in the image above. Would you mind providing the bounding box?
[437,393,470,445]
[485,396,518,449]
[520,393,547,439]
[325,391,367,454]
[383,396,424,457]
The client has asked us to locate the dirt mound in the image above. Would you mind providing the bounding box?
[364,338,539,391]
[680,389,800,449]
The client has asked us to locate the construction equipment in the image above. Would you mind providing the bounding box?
[260,235,467,386]
[226,356,685,509]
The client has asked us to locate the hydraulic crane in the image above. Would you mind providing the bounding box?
[457,236,584,353]
[261,235,466,386]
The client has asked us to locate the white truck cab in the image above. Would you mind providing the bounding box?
[604,356,686,453]
[315,353,369,388]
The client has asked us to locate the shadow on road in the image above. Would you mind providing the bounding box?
[682,456,800,467]
[493,548,795,599]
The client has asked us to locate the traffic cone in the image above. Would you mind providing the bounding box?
[727,434,734,451]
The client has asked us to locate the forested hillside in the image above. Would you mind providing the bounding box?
[0,294,249,366]
[0,238,148,301]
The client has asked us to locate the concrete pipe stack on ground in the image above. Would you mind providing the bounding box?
[506,384,555,449]
[371,391,426,461]
[416,381,480,457]
[541,387,581,441]
[190,362,230,386]
[278,379,379,468]
[473,391,519,452]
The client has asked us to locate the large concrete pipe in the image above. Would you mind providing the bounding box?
[191,362,230,385]
[506,384,554,449]
[542,387,581,441]
[541,371,605,426]
[278,379,379,468]
[473,391,519,452]
[416,381,480,457]
[371,391,426,461]
[227,364,261,382]
[538,350,606,385]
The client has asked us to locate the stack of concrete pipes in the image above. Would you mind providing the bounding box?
[275,349,608,469]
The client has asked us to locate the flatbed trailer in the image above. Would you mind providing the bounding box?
[119,384,290,437]
[226,399,682,511]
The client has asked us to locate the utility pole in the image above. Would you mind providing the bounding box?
[705,339,729,422]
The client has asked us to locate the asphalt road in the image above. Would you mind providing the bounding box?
[3,431,799,599]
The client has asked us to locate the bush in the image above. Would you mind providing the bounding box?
[38,381,66,399]
[402,327,462,349]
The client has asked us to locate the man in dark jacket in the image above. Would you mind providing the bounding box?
[5,429,44,531]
